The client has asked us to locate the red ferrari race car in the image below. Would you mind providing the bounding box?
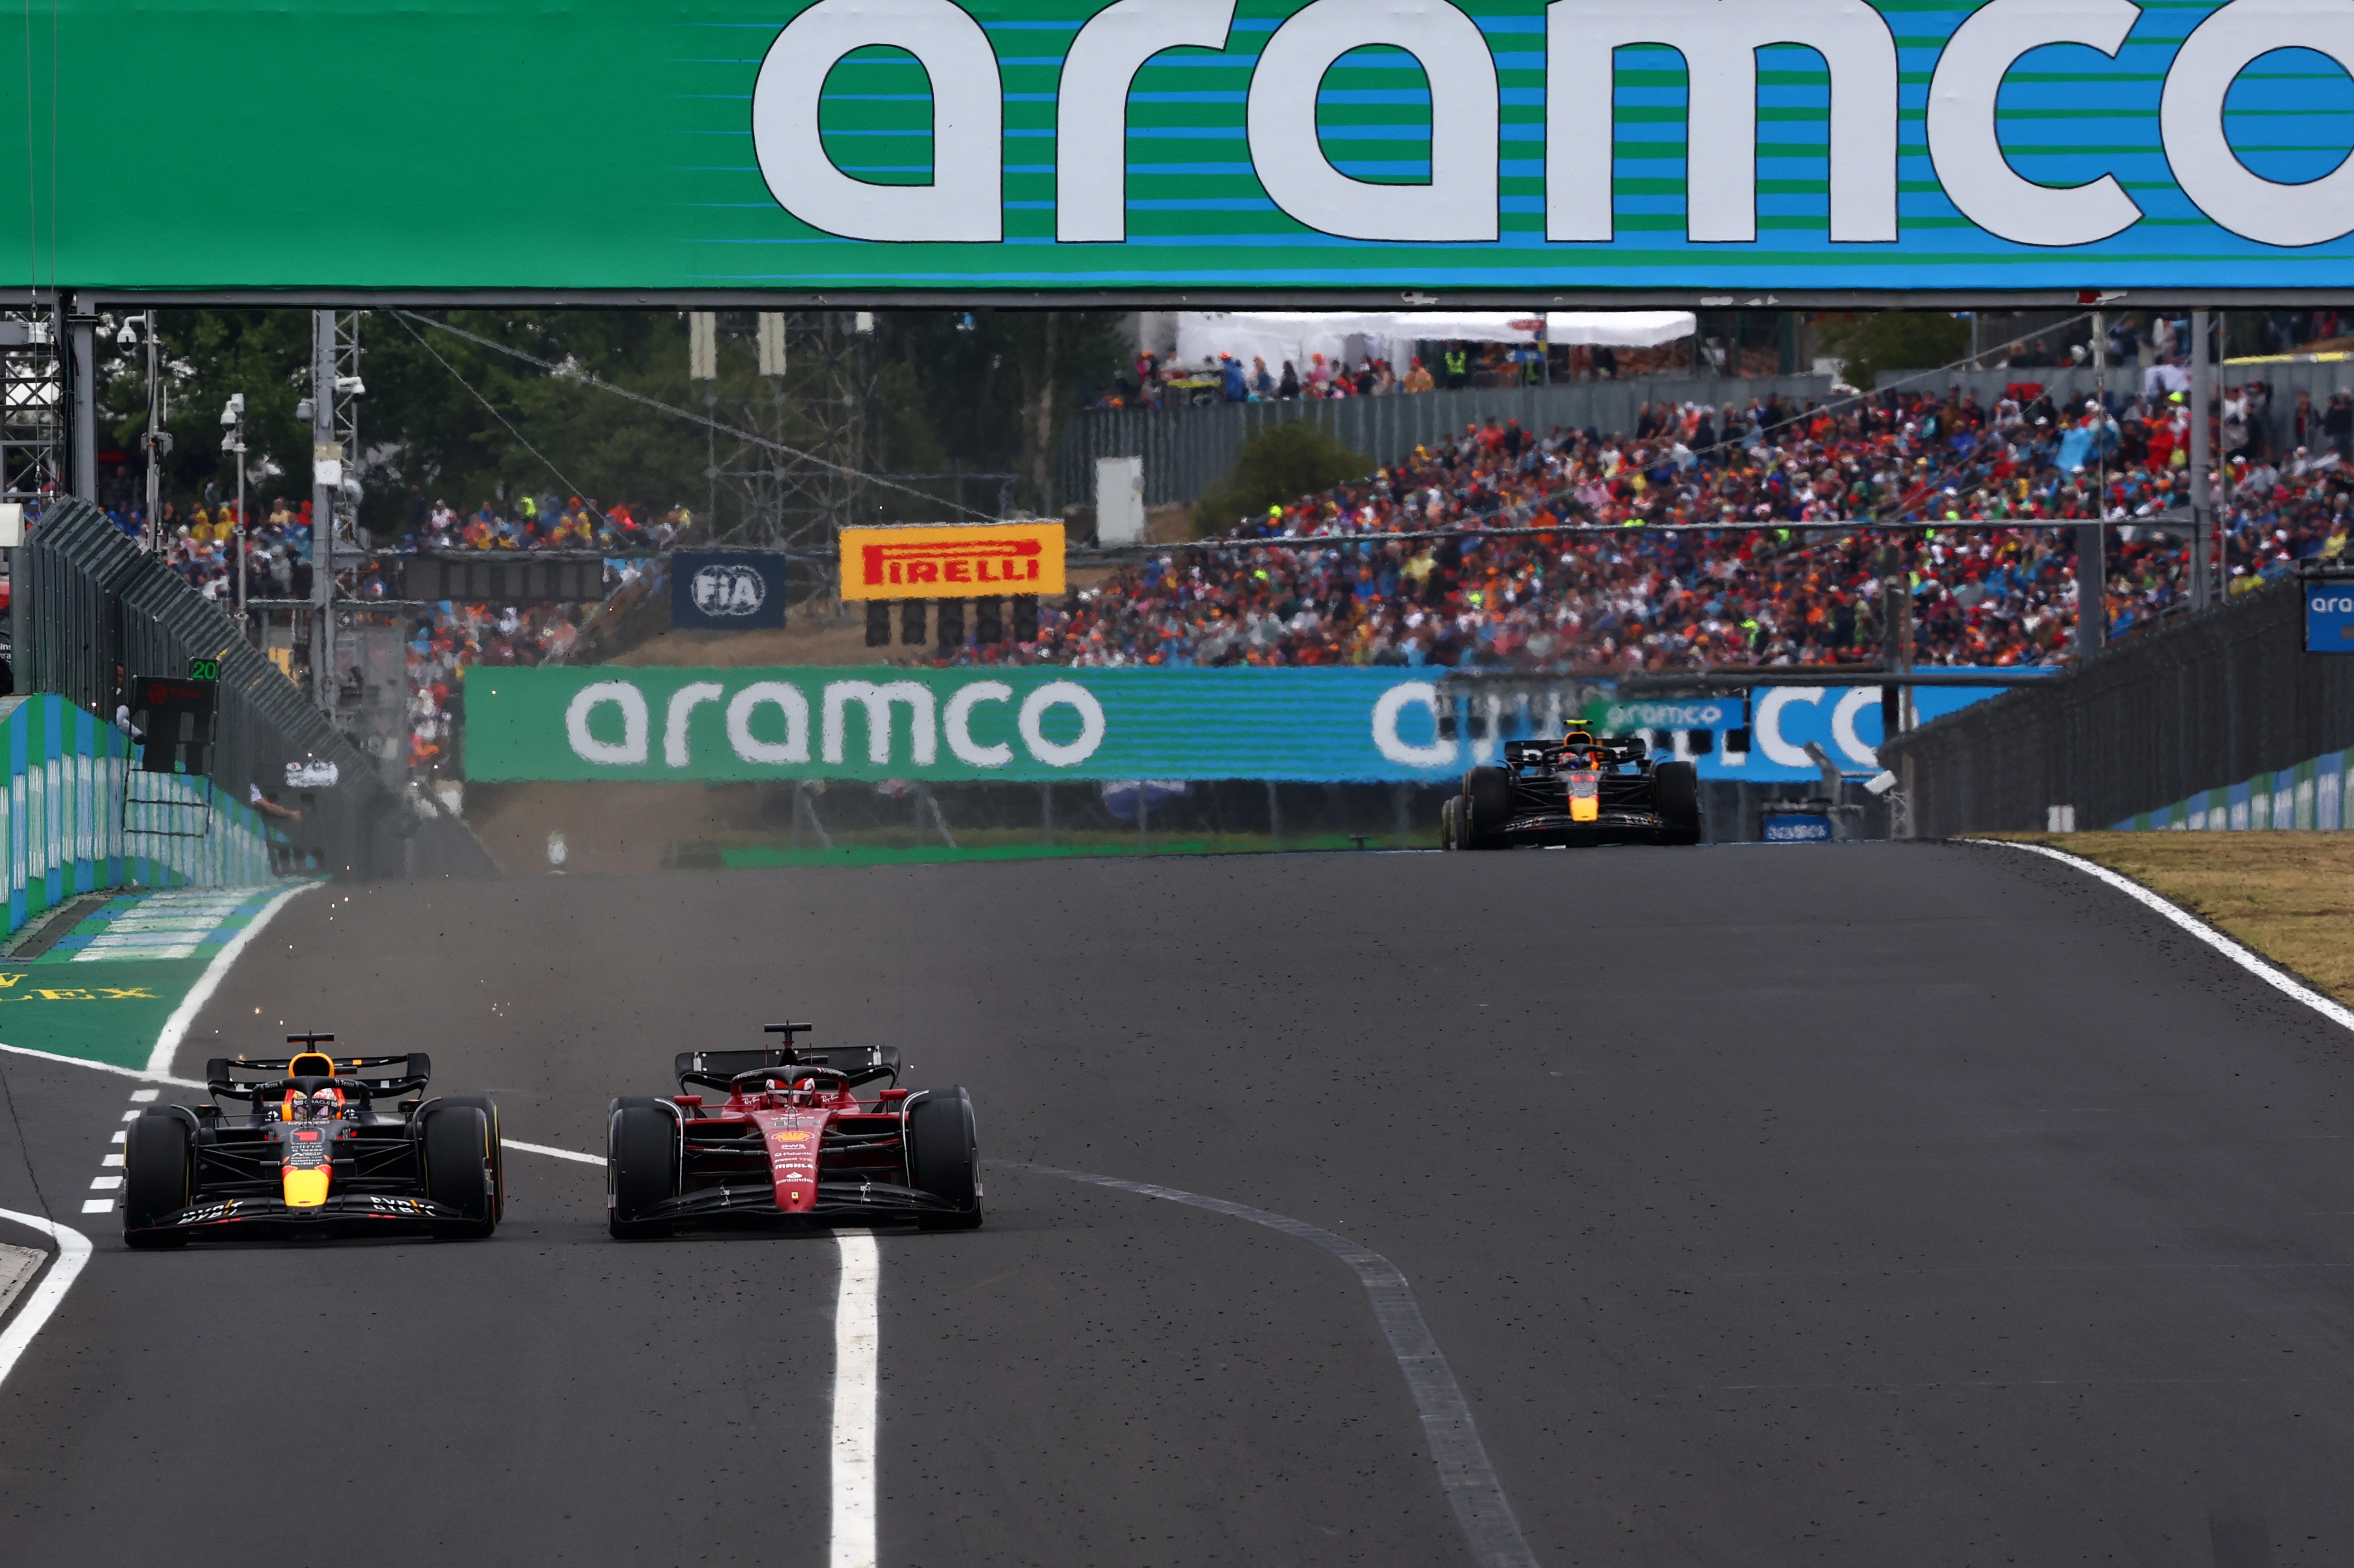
[606,1023,981,1238]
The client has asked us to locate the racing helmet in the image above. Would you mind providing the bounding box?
[282,1050,345,1120]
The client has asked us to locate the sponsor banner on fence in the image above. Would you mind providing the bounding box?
[672,552,789,631]
[464,667,2019,785]
[838,523,1064,602]
[2307,587,2354,652]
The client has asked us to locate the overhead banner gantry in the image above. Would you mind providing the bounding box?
[12,0,2354,299]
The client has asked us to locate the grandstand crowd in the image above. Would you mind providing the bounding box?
[96,491,682,770]
[1013,379,2354,673]
[97,343,2354,772]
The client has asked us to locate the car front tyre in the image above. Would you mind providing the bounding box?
[1463,766,1511,849]
[608,1099,678,1239]
[1655,760,1703,845]
[907,1088,983,1231]
[421,1104,498,1240]
[121,1111,191,1249]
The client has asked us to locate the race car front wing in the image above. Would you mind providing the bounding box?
[131,1193,484,1241]
[1492,807,1686,847]
[639,1178,966,1225]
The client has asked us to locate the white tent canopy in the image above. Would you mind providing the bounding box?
[1171,310,1695,377]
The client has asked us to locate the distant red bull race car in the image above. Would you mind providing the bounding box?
[606,1023,981,1238]
[1442,730,1703,849]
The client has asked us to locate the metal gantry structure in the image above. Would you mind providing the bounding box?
[0,313,63,511]
[708,310,878,558]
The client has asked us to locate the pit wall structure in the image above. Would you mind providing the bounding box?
[0,693,277,941]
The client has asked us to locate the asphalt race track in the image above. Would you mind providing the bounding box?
[1,842,2352,1565]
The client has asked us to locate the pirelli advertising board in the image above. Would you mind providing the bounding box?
[839,523,1065,602]
[16,0,2354,295]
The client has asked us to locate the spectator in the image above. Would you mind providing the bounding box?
[958,380,2349,676]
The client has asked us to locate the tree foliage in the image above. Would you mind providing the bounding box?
[1814,312,1972,392]
[100,307,1131,542]
[1190,420,1372,537]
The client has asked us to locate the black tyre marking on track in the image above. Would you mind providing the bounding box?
[990,1158,1540,1568]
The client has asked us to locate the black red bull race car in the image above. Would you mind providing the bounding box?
[1442,729,1703,849]
[606,1023,981,1238]
[120,1037,504,1246]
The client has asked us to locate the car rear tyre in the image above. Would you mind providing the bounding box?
[421,1105,498,1239]
[608,1099,677,1239]
[1439,795,1462,851]
[1462,766,1511,848]
[122,1111,191,1249]
[907,1088,982,1231]
[1656,760,1702,844]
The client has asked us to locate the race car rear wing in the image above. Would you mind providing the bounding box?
[674,1045,901,1092]
[204,1052,433,1102]
[1505,736,1647,769]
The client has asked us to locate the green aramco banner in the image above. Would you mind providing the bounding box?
[15,0,2354,292]
[462,666,1473,784]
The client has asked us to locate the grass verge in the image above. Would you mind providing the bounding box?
[1990,831,2354,1006]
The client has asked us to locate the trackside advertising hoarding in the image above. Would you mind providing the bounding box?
[14,0,2354,294]
[838,523,1067,601]
[463,666,2004,784]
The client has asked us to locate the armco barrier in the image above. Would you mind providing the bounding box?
[0,693,277,940]
[2116,746,2354,832]
[1878,578,2354,838]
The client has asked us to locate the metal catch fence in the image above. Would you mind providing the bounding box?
[17,498,407,875]
[1879,578,2354,838]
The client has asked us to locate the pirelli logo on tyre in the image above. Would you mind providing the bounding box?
[839,522,1064,602]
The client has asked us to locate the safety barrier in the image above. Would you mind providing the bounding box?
[1879,578,2354,837]
[16,498,412,877]
[2115,746,2354,832]
[0,693,277,940]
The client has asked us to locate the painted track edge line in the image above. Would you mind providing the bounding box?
[1962,838,2354,1034]
[502,1138,600,1166]
[0,1039,204,1087]
[991,1158,1540,1568]
[146,880,319,1078]
[830,1230,879,1568]
[0,1209,91,1393]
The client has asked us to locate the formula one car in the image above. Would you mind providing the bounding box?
[606,1023,980,1237]
[120,1037,503,1247]
[1441,729,1702,849]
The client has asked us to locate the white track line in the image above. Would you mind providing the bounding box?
[441,1138,877,1568]
[0,1040,203,1087]
[0,1209,91,1392]
[995,1159,1539,1568]
[502,1138,600,1166]
[832,1230,880,1568]
[146,881,318,1077]
[1966,839,2354,1034]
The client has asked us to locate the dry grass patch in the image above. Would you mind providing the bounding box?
[1992,831,2354,1005]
